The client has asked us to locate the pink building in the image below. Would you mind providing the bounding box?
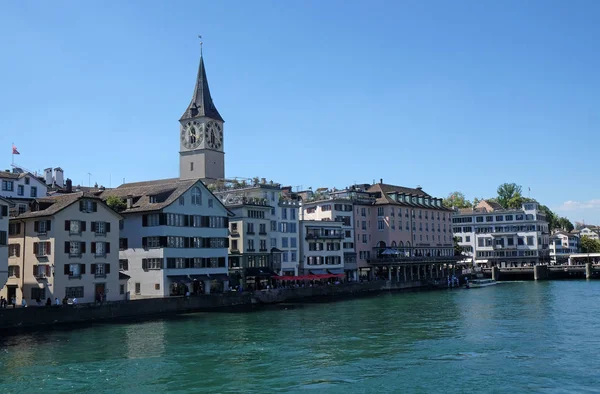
[353,182,455,278]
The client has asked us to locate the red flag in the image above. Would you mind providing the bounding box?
[12,145,20,155]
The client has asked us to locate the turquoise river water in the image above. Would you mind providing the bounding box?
[1,281,600,393]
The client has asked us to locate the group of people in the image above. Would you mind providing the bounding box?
[0,296,79,308]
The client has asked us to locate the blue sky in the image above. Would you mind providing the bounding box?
[1,0,599,224]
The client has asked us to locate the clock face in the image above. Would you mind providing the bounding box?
[205,121,223,150]
[181,121,203,149]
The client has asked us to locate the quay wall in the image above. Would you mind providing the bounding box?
[0,280,428,332]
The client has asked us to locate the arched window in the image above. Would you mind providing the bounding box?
[391,241,397,247]
[191,187,202,205]
[377,241,386,248]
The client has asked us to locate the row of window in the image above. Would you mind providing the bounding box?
[142,213,228,228]
[476,250,539,258]
[361,233,449,244]
[165,257,226,269]
[376,207,449,221]
[452,213,540,224]
[308,242,342,251]
[454,225,545,234]
[306,256,342,265]
[1,180,37,197]
[63,262,112,277]
[141,236,229,249]
[477,236,539,247]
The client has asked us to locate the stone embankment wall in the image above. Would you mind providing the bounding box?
[0,280,427,332]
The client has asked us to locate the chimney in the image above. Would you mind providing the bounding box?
[44,168,53,186]
[54,167,64,187]
[127,194,133,209]
[380,178,383,184]
[416,185,423,191]
[65,178,73,193]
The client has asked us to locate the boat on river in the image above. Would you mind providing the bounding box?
[466,279,497,288]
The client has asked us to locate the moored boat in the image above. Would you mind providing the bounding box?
[466,279,497,288]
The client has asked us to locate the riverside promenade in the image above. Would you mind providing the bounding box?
[0,279,445,333]
[482,263,600,281]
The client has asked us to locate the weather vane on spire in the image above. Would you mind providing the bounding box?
[198,35,203,56]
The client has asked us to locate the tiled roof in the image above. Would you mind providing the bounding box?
[16,192,102,219]
[100,178,197,214]
[0,196,14,206]
[180,55,224,122]
[366,183,451,210]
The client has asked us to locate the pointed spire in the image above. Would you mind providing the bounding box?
[180,51,224,122]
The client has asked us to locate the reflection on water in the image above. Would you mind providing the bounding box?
[1,282,600,393]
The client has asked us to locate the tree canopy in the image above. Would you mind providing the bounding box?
[106,195,126,212]
[496,183,524,209]
[443,191,472,209]
[581,236,600,253]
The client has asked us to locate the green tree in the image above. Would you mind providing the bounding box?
[443,191,472,209]
[538,204,558,231]
[105,195,126,211]
[496,183,523,209]
[453,236,464,256]
[581,236,600,253]
[556,217,574,232]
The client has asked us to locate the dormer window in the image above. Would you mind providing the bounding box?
[79,200,97,213]
[149,196,158,203]
[25,177,30,185]
[191,187,202,205]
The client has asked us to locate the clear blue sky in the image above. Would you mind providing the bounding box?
[1,0,599,224]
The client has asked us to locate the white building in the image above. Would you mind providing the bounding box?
[0,197,12,292]
[579,227,599,241]
[453,200,550,267]
[0,169,48,216]
[550,231,581,264]
[299,220,345,275]
[101,178,231,298]
[301,195,357,280]
[214,180,301,277]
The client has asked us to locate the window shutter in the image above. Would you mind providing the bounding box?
[64,264,70,275]
[142,215,148,227]
[81,221,86,231]
[79,200,84,211]
[159,236,167,247]
[33,242,38,254]
[34,221,39,232]
[218,257,226,266]
[80,264,86,274]
[91,222,96,232]
[106,222,111,233]
[203,216,209,227]
[106,242,111,254]
[105,264,110,274]
[64,241,70,254]
[225,238,230,248]
[81,242,86,254]
[0,205,6,217]
[124,238,128,249]
[91,264,96,274]
[184,237,190,248]
[159,213,166,226]
[46,242,51,255]
[91,242,96,254]
[16,223,21,234]
[16,244,20,257]
[184,215,189,227]
[33,264,36,276]
[92,202,97,212]
[46,220,51,231]
[65,220,70,231]
[46,265,51,277]
[224,217,229,227]
[142,259,147,270]
[142,237,147,249]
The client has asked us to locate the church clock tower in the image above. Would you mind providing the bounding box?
[179,51,225,181]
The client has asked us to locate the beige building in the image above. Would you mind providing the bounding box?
[299,220,345,275]
[1,192,125,305]
[0,197,11,291]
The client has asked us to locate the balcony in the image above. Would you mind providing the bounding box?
[259,231,267,235]
[259,248,268,252]
[95,273,107,279]
[247,231,255,235]
[69,252,82,258]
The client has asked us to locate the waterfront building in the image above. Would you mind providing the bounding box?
[453,200,550,268]
[300,190,357,280]
[0,197,12,291]
[0,169,48,216]
[550,231,581,264]
[213,179,301,282]
[298,220,345,276]
[100,178,231,298]
[0,192,124,305]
